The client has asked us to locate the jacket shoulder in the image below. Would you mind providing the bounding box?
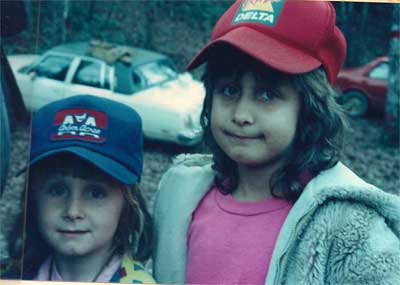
[284,199,400,284]
[152,154,215,283]
[157,153,214,200]
[154,153,215,215]
[318,200,400,284]
[172,153,213,167]
[305,162,400,235]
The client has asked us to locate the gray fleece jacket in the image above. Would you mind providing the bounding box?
[153,154,400,285]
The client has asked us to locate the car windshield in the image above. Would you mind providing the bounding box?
[137,60,177,85]
[34,55,73,81]
[368,62,389,80]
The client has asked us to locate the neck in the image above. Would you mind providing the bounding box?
[233,160,284,202]
[53,245,116,282]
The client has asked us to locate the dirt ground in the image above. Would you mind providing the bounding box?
[0,116,399,261]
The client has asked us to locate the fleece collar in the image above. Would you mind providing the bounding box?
[266,162,400,285]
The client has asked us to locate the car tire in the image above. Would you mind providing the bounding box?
[338,91,368,117]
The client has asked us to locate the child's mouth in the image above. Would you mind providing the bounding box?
[58,230,90,236]
[224,131,263,140]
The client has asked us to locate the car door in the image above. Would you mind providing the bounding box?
[66,57,113,99]
[29,54,74,111]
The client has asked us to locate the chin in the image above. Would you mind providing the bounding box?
[230,151,285,169]
[229,153,266,166]
[56,247,89,257]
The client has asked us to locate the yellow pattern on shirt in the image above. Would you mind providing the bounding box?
[119,255,155,284]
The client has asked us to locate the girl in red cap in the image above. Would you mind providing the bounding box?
[153,1,400,284]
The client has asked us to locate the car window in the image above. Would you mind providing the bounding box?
[113,63,145,95]
[72,60,105,89]
[34,55,73,81]
[132,70,145,88]
[137,60,177,85]
[104,65,112,90]
[20,63,35,73]
[368,62,389,80]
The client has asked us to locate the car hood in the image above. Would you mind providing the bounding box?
[7,54,39,73]
[338,68,360,79]
[142,73,205,113]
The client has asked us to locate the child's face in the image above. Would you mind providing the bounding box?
[33,172,125,258]
[210,70,300,167]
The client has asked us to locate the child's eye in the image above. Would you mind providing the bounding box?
[46,183,68,197]
[222,85,239,97]
[257,88,279,102]
[216,84,240,98]
[85,186,107,199]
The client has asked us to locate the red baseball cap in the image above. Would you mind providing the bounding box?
[187,0,346,85]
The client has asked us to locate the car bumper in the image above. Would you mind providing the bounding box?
[176,128,203,146]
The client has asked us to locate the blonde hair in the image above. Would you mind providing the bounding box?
[117,184,152,261]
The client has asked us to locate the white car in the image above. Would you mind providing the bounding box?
[8,41,205,146]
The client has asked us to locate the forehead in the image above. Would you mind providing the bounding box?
[207,46,286,83]
[29,154,119,186]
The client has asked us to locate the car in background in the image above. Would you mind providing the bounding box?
[8,41,205,146]
[335,56,389,117]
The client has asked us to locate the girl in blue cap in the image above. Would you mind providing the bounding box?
[153,1,400,284]
[2,95,155,283]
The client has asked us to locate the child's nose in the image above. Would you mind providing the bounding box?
[232,96,254,126]
[64,197,85,220]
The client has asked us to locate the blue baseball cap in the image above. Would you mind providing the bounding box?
[23,95,143,185]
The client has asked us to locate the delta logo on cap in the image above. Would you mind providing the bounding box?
[50,109,107,143]
[232,0,285,26]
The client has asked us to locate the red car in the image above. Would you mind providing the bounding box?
[335,56,389,117]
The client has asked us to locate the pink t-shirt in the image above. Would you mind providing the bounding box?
[186,187,292,284]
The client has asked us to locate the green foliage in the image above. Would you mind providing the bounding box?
[333,2,394,67]
[2,1,394,71]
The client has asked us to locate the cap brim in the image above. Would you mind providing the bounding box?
[187,26,322,74]
[17,147,138,185]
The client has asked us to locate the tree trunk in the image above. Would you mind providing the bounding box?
[360,3,369,34]
[87,0,94,22]
[384,5,400,146]
[61,0,69,43]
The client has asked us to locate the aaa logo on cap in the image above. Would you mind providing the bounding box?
[233,0,285,27]
[51,109,107,143]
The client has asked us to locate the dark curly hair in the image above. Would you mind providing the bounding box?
[200,45,346,202]
[2,154,153,279]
